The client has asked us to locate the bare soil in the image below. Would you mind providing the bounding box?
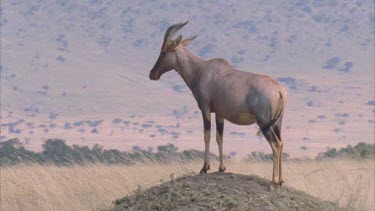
[111,172,345,211]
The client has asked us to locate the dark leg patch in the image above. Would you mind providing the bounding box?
[216,118,224,136]
[203,117,211,131]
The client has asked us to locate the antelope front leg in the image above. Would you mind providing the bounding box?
[216,114,225,172]
[199,111,211,174]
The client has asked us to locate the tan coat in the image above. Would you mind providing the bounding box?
[149,21,287,186]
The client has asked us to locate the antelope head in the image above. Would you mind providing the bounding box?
[149,21,197,80]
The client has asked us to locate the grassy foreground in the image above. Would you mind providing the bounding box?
[1,159,374,211]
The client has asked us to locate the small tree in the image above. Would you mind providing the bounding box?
[42,139,74,165]
[0,138,44,165]
[157,144,178,155]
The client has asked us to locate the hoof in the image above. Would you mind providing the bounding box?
[269,182,278,190]
[269,181,283,190]
[199,164,210,174]
[218,166,226,172]
[269,183,275,190]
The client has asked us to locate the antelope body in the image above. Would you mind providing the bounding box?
[149,21,287,186]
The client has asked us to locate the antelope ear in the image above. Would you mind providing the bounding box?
[171,35,182,48]
[182,35,198,46]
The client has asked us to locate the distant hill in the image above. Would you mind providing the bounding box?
[1,0,374,116]
[1,0,374,156]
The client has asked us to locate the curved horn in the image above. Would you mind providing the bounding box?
[182,35,198,46]
[162,21,189,48]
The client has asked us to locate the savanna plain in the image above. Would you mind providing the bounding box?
[1,159,374,211]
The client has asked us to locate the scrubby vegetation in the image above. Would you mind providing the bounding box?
[0,138,218,166]
[1,138,374,210]
[2,159,373,211]
[316,142,375,160]
[1,139,374,167]
[244,142,375,162]
[245,151,290,162]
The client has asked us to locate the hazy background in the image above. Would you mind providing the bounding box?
[1,0,374,157]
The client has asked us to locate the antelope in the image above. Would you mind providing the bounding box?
[149,21,287,186]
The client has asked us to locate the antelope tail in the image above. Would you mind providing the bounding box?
[257,91,284,136]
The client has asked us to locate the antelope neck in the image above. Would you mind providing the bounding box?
[174,47,206,91]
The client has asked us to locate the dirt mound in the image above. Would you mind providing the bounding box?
[112,172,344,211]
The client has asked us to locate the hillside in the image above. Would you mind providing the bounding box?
[1,0,374,157]
[1,0,374,116]
[112,172,344,211]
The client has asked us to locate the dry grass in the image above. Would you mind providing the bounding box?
[1,159,374,211]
